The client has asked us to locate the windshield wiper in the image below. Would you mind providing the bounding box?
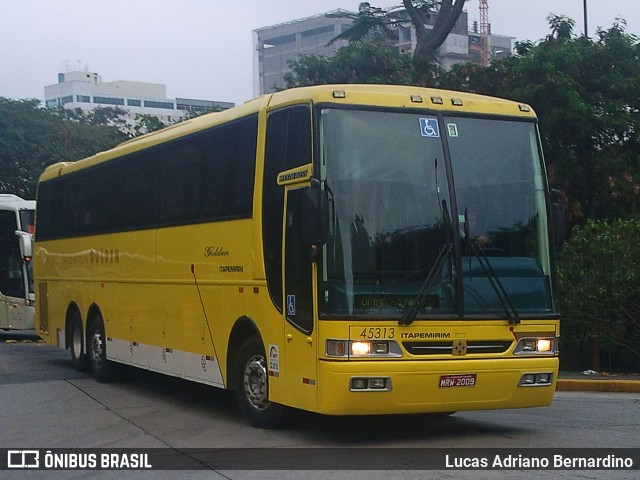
[463,209,521,325]
[398,243,452,326]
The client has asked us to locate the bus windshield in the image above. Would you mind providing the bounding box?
[318,108,555,319]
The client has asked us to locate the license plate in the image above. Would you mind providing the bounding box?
[439,373,477,388]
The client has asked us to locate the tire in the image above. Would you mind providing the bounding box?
[235,337,286,429]
[69,312,89,372]
[87,315,113,383]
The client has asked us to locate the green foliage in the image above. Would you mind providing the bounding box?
[326,2,397,46]
[0,98,127,197]
[133,114,166,135]
[558,219,640,371]
[438,20,640,224]
[285,40,425,88]
[546,14,575,42]
[326,1,465,68]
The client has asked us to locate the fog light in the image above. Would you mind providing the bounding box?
[521,374,535,385]
[536,373,551,384]
[350,377,391,391]
[519,372,553,387]
[368,378,386,389]
[351,378,367,390]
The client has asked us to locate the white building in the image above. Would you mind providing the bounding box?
[45,71,234,126]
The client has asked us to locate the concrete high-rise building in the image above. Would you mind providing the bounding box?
[253,8,514,96]
[44,71,234,126]
[253,10,353,97]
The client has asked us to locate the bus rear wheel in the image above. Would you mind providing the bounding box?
[69,312,89,372]
[88,315,113,383]
[235,337,286,429]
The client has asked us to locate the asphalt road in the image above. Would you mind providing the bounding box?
[1,330,639,480]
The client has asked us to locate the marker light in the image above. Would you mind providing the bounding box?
[326,340,346,357]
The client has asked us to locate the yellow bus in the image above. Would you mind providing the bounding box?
[35,85,560,428]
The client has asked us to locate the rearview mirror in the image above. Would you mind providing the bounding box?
[551,189,566,254]
[15,230,33,259]
[302,180,329,258]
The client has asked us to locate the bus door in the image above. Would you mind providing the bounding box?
[282,185,318,411]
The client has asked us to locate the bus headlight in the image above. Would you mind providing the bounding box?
[326,340,402,358]
[351,341,370,355]
[513,337,558,355]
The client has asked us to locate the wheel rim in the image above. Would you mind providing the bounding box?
[72,322,83,358]
[243,355,269,410]
[90,330,104,366]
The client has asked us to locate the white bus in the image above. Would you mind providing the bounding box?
[0,194,35,330]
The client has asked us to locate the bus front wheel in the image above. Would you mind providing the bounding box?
[235,337,286,429]
[88,315,113,383]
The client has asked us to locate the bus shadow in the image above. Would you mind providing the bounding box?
[0,329,41,342]
[285,408,525,444]
[105,365,526,443]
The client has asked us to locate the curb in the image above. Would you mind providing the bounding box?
[556,379,640,393]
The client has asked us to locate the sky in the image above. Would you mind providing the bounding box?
[0,1,638,106]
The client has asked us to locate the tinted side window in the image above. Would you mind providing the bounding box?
[163,116,258,224]
[36,115,258,240]
[263,105,312,311]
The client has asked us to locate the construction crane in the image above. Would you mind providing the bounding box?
[479,0,490,66]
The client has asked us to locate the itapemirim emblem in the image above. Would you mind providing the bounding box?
[452,339,467,356]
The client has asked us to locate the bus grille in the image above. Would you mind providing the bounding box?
[402,340,512,355]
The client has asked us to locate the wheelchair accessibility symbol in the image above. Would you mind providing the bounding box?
[287,295,296,316]
[419,118,440,138]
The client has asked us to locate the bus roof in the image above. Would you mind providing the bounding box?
[38,84,536,183]
[0,194,36,210]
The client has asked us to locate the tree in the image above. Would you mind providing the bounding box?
[285,40,418,88]
[403,0,466,68]
[327,2,396,46]
[558,219,640,371]
[0,98,127,197]
[438,19,640,224]
[133,114,166,136]
[328,1,466,69]
[547,14,576,42]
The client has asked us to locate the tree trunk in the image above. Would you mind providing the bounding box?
[403,0,466,66]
